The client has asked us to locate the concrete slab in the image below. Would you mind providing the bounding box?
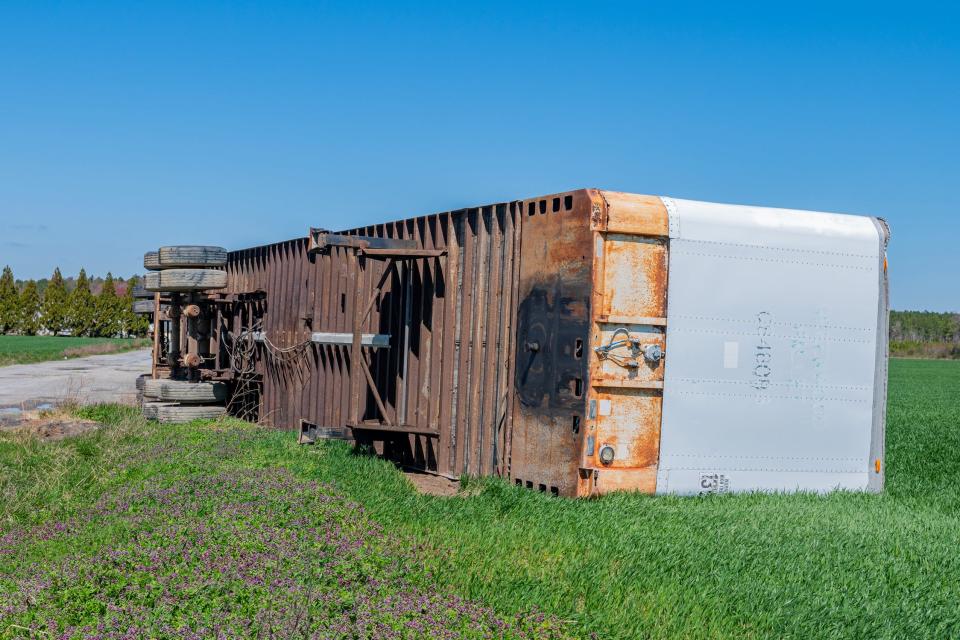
[0,349,151,409]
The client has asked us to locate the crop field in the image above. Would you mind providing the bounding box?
[0,335,151,367]
[1,358,958,639]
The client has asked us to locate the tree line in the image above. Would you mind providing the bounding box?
[888,310,960,358]
[889,310,960,343]
[0,266,149,338]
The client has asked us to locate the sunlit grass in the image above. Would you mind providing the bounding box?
[0,409,567,639]
[0,335,150,367]
[0,359,957,638]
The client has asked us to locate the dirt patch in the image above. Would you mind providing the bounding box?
[0,409,101,441]
[404,471,460,497]
[20,418,101,440]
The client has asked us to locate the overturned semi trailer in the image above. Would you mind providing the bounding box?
[147,189,890,497]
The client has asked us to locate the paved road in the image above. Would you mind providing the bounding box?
[0,349,152,409]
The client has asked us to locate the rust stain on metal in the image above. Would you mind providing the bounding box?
[579,190,669,496]
[176,188,677,497]
[600,235,667,320]
[589,389,662,469]
[510,191,594,496]
[599,191,670,236]
[591,467,658,494]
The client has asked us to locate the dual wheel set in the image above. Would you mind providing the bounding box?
[135,375,228,423]
[136,245,230,423]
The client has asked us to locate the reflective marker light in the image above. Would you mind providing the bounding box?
[599,445,615,465]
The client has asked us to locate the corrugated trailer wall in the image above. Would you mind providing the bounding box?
[214,189,664,495]
[219,203,525,480]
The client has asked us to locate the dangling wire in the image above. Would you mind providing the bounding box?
[593,327,664,369]
[225,317,263,422]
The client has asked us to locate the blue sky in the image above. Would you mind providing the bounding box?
[0,1,956,310]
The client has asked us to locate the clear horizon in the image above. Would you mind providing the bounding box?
[1,1,957,311]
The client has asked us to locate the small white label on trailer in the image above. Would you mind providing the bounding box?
[722,341,740,369]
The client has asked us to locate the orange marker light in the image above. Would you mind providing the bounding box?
[875,458,882,473]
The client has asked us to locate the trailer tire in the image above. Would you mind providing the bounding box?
[142,401,177,420]
[135,373,150,391]
[158,381,228,404]
[133,299,155,314]
[144,251,161,270]
[157,246,228,268]
[157,404,226,424]
[143,379,164,399]
[144,269,227,292]
[131,282,154,299]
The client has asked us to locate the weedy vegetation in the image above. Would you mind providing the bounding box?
[0,359,958,638]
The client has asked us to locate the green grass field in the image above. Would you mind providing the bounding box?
[1,358,958,638]
[0,335,151,367]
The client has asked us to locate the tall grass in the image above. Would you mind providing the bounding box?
[0,406,150,526]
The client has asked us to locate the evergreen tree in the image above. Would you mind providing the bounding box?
[41,267,69,335]
[68,268,96,337]
[94,272,121,337]
[0,266,16,333]
[122,275,150,337]
[17,280,41,335]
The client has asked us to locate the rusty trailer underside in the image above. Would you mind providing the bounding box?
[159,188,666,497]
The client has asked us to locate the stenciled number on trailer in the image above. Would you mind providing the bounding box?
[753,311,773,391]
